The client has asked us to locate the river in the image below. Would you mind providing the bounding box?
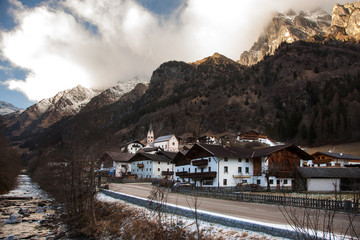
[0,174,66,239]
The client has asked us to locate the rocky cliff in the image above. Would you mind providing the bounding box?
[238,9,331,66]
[330,2,360,41]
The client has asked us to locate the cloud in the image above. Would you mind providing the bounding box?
[0,0,351,102]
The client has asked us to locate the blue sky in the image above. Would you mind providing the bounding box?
[0,0,346,109]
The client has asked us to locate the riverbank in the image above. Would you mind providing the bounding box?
[0,175,66,239]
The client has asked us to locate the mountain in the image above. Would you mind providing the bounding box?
[238,9,331,66]
[0,101,22,115]
[82,76,149,112]
[18,39,360,152]
[5,85,100,136]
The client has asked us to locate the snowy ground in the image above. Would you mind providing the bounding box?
[96,192,289,240]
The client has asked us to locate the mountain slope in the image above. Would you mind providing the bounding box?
[0,101,22,115]
[82,76,149,112]
[5,85,100,136]
[238,9,331,66]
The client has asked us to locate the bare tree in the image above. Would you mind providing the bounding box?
[186,192,204,239]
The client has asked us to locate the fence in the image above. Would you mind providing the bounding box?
[172,188,359,212]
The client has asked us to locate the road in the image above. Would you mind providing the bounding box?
[109,182,360,237]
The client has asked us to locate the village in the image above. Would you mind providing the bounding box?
[98,124,360,193]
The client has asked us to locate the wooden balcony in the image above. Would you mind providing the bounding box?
[137,163,144,168]
[183,171,217,179]
[162,171,174,176]
[192,159,209,166]
[176,171,188,177]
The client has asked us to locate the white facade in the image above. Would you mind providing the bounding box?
[131,160,174,179]
[307,178,340,192]
[153,135,179,152]
[175,157,295,189]
[121,142,144,154]
[175,156,270,187]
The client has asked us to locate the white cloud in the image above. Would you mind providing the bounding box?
[0,0,351,102]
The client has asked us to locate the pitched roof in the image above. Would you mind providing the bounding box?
[128,152,173,163]
[252,144,312,159]
[297,167,360,179]
[159,150,177,159]
[154,134,175,143]
[312,152,360,161]
[186,143,312,160]
[101,152,134,163]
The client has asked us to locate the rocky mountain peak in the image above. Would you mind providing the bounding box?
[0,101,22,115]
[331,2,360,41]
[192,52,238,66]
[238,8,331,66]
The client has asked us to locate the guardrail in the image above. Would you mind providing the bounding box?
[172,188,359,212]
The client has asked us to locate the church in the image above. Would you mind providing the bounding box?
[146,124,179,152]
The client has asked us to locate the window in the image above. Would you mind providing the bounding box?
[149,168,151,172]
[188,168,190,172]
[238,167,242,173]
[223,179,227,186]
[158,168,160,172]
[269,179,273,184]
[238,158,242,162]
[242,180,247,183]
[224,166,228,173]
[246,158,249,163]
[208,167,211,172]
[203,179,213,185]
[158,161,160,164]
[208,158,211,162]
[167,162,170,165]
[224,157,228,162]
[146,168,148,171]
[167,168,169,171]
[201,168,204,172]
[257,179,261,185]
[245,167,249,174]
[284,179,288,184]
[195,168,197,173]
[277,180,280,185]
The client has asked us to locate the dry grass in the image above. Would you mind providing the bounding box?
[82,200,216,240]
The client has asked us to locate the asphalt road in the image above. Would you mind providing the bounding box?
[109,182,360,237]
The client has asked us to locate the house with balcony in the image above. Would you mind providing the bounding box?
[304,151,360,167]
[129,150,176,179]
[172,143,312,189]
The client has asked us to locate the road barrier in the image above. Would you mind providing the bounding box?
[172,188,359,212]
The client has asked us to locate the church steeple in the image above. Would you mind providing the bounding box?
[147,124,154,146]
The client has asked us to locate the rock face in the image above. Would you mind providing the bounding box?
[238,9,331,66]
[331,2,360,41]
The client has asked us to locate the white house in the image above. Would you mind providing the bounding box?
[129,150,176,179]
[173,143,312,189]
[153,134,179,152]
[99,152,134,177]
[303,151,360,167]
[120,140,144,154]
[295,167,360,192]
